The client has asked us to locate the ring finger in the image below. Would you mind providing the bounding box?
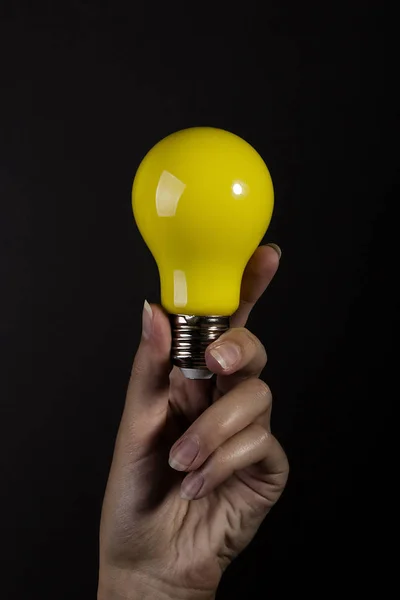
[179,423,280,500]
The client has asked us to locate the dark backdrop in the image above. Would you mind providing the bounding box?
[0,3,396,599]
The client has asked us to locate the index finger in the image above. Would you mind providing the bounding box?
[205,327,267,396]
[230,244,281,328]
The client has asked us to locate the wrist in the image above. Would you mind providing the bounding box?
[98,568,215,600]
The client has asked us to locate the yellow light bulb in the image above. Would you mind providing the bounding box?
[132,127,274,378]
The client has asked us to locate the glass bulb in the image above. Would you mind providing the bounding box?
[132,127,274,378]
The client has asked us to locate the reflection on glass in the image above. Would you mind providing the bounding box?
[173,269,188,308]
[232,180,249,197]
[156,170,186,217]
[232,182,243,196]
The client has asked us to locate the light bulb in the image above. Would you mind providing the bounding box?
[132,127,274,379]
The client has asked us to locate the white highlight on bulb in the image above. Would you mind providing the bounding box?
[156,170,186,217]
[232,182,243,196]
[173,270,188,307]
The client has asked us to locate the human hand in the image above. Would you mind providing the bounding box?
[98,244,289,600]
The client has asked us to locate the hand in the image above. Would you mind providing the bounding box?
[98,244,289,600]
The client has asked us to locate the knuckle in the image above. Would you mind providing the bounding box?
[247,377,271,402]
[213,410,230,433]
[218,328,268,371]
[212,443,229,466]
[130,349,152,383]
[259,340,268,361]
[240,327,261,347]
[225,327,266,353]
[282,455,290,480]
[242,329,268,365]
[251,422,270,445]
[130,354,145,379]
[201,416,226,448]
[257,342,268,368]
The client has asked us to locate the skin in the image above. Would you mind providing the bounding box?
[98,244,289,600]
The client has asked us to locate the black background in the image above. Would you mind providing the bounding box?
[0,2,397,599]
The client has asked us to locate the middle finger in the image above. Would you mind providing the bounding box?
[168,377,272,473]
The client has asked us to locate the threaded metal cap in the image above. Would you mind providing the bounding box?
[170,314,230,379]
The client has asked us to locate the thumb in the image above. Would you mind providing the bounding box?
[119,301,172,447]
[128,300,172,404]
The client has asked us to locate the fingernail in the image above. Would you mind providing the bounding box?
[142,300,153,340]
[169,436,200,471]
[267,243,282,259]
[209,343,241,370]
[181,472,204,500]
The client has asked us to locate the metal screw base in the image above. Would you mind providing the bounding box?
[170,314,230,379]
